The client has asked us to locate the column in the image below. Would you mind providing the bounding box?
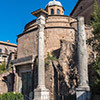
[32,9,49,100]
[37,15,45,88]
[12,65,16,92]
[76,16,90,100]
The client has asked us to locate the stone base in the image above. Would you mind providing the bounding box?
[34,88,49,100]
[76,86,90,100]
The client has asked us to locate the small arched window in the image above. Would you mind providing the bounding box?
[57,9,60,15]
[0,49,2,53]
[51,9,54,15]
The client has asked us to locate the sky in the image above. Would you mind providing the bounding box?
[0,0,78,44]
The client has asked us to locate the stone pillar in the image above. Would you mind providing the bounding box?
[37,15,45,88]
[12,65,16,92]
[32,9,49,100]
[76,16,90,100]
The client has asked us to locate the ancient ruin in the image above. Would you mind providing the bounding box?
[76,17,90,100]
[0,0,96,100]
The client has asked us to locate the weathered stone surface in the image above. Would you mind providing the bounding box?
[0,71,13,94]
[34,88,49,100]
[12,55,33,64]
[0,41,17,64]
[17,16,76,59]
[44,40,78,100]
[10,11,97,100]
[37,15,46,88]
[77,17,89,88]
[34,11,49,100]
[58,40,78,98]
[76,16,90,100]
[0,15,96,100]
[15,15,96,100]
[17,30,38,58]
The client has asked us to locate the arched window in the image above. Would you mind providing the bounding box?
[57,9,60,15]
[0,49,2,53]
[51,9,54,15]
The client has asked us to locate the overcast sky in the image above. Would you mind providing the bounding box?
[0,0,78,44]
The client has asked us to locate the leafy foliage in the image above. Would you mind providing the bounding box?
[0,92,23,100]
[45,53,59,70]
[47,52,58,61]
[92,58,100,94]
[0,61,6,71]
[45,53,58,65]
[0,61,11,74]
[90,0,100,95]
[35,53,58,70]
[90,0,100,51]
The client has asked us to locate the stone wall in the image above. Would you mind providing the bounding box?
[0,71,14,94]
[17,16,76,58]
[17,15,95,59]
[44,39,77,100]
[0,43,17,63]
[70,0,100,24]
[17,30,38,58]
[45,28,75,54]
[16,15,96,100]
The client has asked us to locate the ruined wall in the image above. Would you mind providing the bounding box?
[16,15,96,100]
[0,71,14,94]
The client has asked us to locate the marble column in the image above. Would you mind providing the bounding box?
[37,15,46,88]
[76,16,90,100]
[32,9,49,100]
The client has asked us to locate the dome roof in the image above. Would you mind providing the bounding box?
[47,0,62,7]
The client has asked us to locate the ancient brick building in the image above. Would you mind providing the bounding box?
[11,0,95,100]
[70,0,100,24]
[0,41,17,94]
[0,41,17,64]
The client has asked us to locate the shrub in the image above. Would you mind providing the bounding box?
[0,61,7,74]
[92,58,100,94]
[0,92,23,100]
[0,61,11,74]
[45,53,59,70]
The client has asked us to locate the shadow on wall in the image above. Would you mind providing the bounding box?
[52,61,58,100]
[91,95,100,100]
[50,39,78,100]
[33,56,38,99]
[52,61,77,100]
[2,73,14,92]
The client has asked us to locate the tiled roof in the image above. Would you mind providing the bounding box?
[0,41,17,47]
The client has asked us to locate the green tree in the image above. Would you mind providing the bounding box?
[0,61,12,74]
[91,0,100,46]
[0,61,7,74]
[91,0,100,94]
